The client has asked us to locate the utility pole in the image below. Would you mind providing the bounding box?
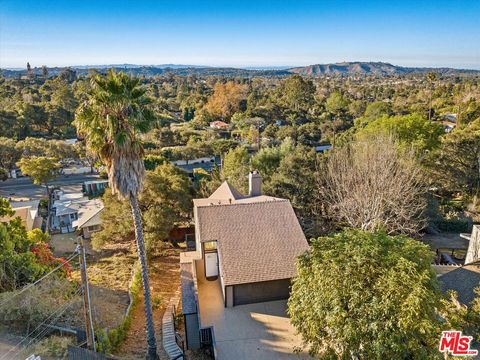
[77,238,96,352]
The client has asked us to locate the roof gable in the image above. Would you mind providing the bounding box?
[72,199,104,228]
[208,181,244,201]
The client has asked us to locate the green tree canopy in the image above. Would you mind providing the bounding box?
[326,91,350,115]
[427,119,480,194]
[288,229,441,359]
[266,145,321,236]
[0,137,21,172]
[356,113,444,153]
[251,138,294,182]
[141,163,193,249]
[91,189,134,250]
[0,198,58,291]
[222,146,250,193]
[92,164,193,251]
[17,156,60,194]
[278,75,316,117]
[143,154,167,171]
[363,101,393,120]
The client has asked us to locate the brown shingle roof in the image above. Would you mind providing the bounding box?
[196,199,309,286]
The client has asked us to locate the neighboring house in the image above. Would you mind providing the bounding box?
[172,156,217,166]
[209,121,229,130]
[51,192,85,233]
[441,113,457,133]
[180,171,309,352]
[8,168,24,179]
[0,200,42,231]
[83,180,109,196]
[62,166,95,175]
[51,190,104,237]
[172,156,221,177]
[72,199,104,239]
[168,224,195,245]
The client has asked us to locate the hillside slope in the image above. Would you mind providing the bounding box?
[2,62,479,78]
[289,61,480,76]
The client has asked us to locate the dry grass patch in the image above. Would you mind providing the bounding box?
[69,248,136,329]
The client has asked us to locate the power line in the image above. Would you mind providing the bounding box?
[0,252,78,309]
[14,290,83,360]
[0,286,83,360]
[0,286,82,360]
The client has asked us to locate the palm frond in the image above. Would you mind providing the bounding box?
[74,70,154,198]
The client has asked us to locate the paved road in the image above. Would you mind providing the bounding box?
[0,174,101,200]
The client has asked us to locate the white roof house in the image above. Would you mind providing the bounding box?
[72,199,104,230]
[53,194,90,217]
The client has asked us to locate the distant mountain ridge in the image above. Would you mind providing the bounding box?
[2,61,479,78]
[289,61,480,76]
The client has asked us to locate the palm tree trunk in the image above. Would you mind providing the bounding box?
[129,194,158,360]
[429,94,432,121]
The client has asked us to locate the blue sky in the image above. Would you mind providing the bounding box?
[1,0,479,69]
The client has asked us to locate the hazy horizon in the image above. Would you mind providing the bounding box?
[3,61,480,72]
[1,0,479,70]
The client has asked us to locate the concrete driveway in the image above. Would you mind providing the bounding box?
[196,264,310,360]
[422,233,470,250]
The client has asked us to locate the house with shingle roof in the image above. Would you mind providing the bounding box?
[179,171,309,350]
[72,198,104,239]
[192,171,309,307]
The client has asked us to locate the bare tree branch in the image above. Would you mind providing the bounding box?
[318,134,427,235]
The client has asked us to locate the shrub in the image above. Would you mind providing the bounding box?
[289,230,441,359]
[29,335,73,359]
[152,294,163,310]
[434,218,470,233]
[96,266,142,354]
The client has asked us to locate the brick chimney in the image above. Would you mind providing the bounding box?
[248,170,262,197]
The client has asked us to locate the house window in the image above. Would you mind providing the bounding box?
[204,241,217,251]
[70,213,77,220]
[88,225,101,232]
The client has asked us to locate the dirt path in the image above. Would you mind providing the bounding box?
[116,249,180,359]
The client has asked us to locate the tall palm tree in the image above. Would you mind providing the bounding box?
[427,71,438,121]
[75,70,158,359]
